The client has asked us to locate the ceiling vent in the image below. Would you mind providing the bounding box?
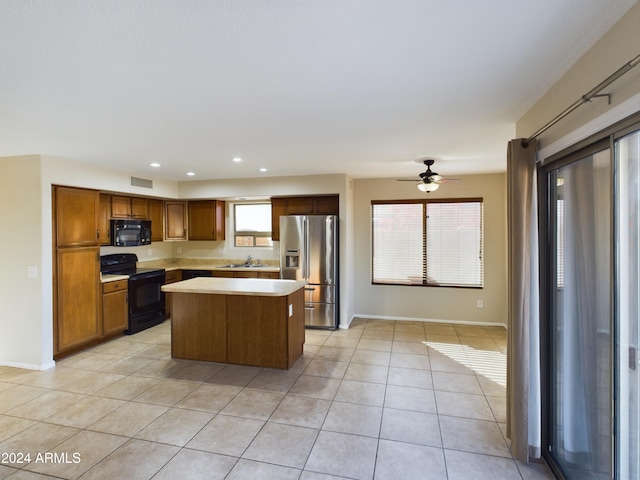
[131,176,153,189]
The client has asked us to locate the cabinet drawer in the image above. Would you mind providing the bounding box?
[103,279,128,294]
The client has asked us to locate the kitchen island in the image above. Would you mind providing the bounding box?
[161,277,306,369]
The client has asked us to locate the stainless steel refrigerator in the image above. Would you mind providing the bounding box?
[280,215,338,329]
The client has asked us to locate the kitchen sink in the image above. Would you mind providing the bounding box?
[218,264,268,268]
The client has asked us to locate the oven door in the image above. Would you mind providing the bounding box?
[128,271,166,333]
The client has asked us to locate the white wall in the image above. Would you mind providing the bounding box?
[0,156,51,369]
[517,1,640,145]
[353,173,508,326]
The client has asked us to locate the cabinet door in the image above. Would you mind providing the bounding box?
[131,197,149,219]
[270,197,287,242]
[314,195,339,214]
[258,271,280,279]
[102,287,128,337]
[55,247,101,353]
[233,271,258,278]
[164,270,182,317]
[55,186,100,247]
[111,195,132,218]
[148,199,164,242]
[286,197,314,215]
[98,193,112,246]
[165,201,187,240]
[188,200,225,240]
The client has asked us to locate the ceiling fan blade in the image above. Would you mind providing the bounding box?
[438,178,461,183]
[396,179,420,182]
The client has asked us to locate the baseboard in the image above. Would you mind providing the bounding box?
[350,313,506,329]
[0,360,56,371]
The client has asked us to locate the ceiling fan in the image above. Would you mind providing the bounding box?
[397,159,459,192]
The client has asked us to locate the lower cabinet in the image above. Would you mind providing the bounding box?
[102,280,128,337]
[164,270,182,318]
[212,270,280,279]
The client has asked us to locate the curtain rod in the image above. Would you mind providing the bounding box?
[522,53,640,147]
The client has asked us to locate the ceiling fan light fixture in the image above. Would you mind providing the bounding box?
[417,182,439,192]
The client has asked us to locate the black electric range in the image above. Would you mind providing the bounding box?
[100,254,166,334]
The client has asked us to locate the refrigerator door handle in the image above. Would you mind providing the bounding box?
[304,217,311,280]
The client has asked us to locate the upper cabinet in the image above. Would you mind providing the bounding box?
[270,195,339,241]
[100,194,163,243]
[165,201,188,241]
[55,186,100,247]
[111,195,149,219]
[148,199,165,242]
[98,193,112,245]
[188,200,226,241]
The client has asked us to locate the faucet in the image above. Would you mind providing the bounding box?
[245,255,252,266]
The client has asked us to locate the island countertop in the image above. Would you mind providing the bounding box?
[161,277,306,297]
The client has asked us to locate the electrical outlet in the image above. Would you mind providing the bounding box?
[27,266,38,278]
[177,247,182,254]
[477,300,483,308]
[147,249,153,256]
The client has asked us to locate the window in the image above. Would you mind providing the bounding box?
[233,203,273,247]
[371,199,484,287]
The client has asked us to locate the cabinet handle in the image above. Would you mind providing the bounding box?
[97,229,100,239]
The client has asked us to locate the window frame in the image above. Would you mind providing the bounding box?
[371,197,484,288]
[233,202,273,248]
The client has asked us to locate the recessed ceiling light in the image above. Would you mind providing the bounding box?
[232,157,243,163]
[186,171,196,176]
[258,167,268,172]
[149,162,161,168]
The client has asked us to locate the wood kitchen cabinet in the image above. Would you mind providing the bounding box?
[270,197,287,242]
[55,186,101,247]
[53,185,102,358]
[164,269,182,318]
[98,193,112,245]
[270,195,338,241]
[55,246,102,354]
[148,198,164,242]
[188,200,226,240]
[102,280,128,337]
[210,270,279,279]
[111,195,149,219]
[165,201,188,240]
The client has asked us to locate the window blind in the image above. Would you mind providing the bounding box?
[425,201,483,287]
[372,203,423,284]
[372,199,484,288]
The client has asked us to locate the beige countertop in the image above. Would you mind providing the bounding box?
[139,260,280,274]
[171,264,280,273]
[100,274,129,283]
[161,277,305,296]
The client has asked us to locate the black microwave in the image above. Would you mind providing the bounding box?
[111,219,152,246]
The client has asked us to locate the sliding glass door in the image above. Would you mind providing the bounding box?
[541,117,640,480]
[543,142,612,479]
[615,128,639,480]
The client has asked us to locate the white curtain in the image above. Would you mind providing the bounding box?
[506,138,541,462]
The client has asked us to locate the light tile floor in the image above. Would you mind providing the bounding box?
[0,319,553,479]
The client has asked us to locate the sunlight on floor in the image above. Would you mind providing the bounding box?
[425,341,507,387]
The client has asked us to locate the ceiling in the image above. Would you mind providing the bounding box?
[0,0,635,182]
